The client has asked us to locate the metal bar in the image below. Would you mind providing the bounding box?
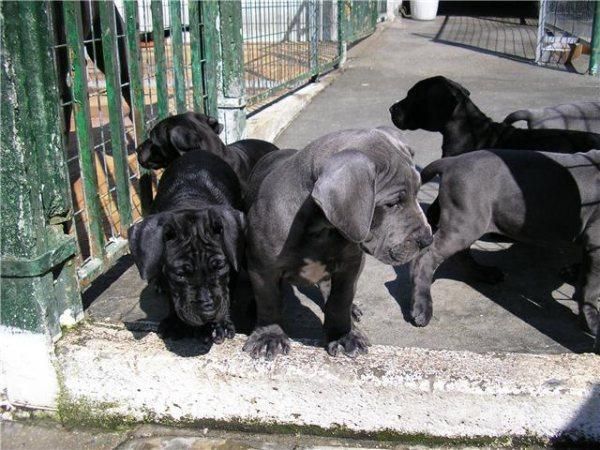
[77,237,129,288]
[246,65,338,107]
[535,0,547,64]
[309,0,319,77]
[98,1,133,233]
[169,0,187,112]
[123,0,153,217]
[201,0,220,117]
[189,0,205,113]
[151,0,169,118]
[219,0,245,99]
[63,0,106,258]
[590,0,600,76]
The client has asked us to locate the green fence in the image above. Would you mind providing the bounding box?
[0,0,383,339]
[1,0,220,337]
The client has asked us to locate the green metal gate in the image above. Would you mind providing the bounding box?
[53,0,219,288]
[1,0,219,338]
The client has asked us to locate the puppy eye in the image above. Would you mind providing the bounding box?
[174,265,193,277]
[209,258,226,270]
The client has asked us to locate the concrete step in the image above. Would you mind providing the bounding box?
[56,323,600,445]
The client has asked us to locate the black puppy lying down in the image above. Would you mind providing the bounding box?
[136,111,278,188]
[128,151,245,343]
[243,127,432,359]
[411,149,600,354]
[389,76,600,157]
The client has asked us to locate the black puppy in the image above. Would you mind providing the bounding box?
[128,151,245,343]
[243,127,432,360]
[412,149,600,354]
[136,112,278,188]
[389,76,600,157]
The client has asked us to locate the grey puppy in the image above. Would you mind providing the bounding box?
[503,102,600,133]
[411,149,600,354]
[129,150,246,343]
[242,127,433,360]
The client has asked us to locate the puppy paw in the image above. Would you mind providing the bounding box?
[351,303,363,322]
[211,320,236,345]
[411,299,432,327]
[243,325,290,360]
[326,328,370,358]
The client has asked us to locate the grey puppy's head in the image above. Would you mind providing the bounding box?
[389,75,471,132]
[310,129,432,265]
[128,207,245,326]
[136,112,225,169]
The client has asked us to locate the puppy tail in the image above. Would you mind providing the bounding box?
[420,159,447,185]
[503,110,530,126]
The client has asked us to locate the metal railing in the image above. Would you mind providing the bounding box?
[49,0,217,287]
[242,0,381,108]
[536,0,598,71]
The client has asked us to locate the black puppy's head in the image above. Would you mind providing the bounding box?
[128,207,245,326]
[311,134,432,266]
[136,112,225,169]
[389,76,471,131]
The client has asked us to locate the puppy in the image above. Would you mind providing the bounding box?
[389,76,600,157]
[503,101,600,133]
[128,150,245,343]
[411,149,600,354]
[242,127,432,360]
[135,112,278,188]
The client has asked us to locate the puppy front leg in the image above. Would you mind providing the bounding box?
[243,269,290,360]
[324,254,370,358]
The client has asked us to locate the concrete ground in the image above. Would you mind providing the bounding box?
[86,15,599,355]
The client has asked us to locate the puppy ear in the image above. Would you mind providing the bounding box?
[311,150,376,243]
[207,116,224,135]
[128,213,173,280]
[169,125,201,154]
[209,207,246,272]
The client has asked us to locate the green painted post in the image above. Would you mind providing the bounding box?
[337,0,348,67]
[201,1,220,117]
[123,0,153,217]
[189,0,206,113]
[151,0,169,118]
[1,1,81,337]
[98,1,133,233]
[63,0,106,259]
[169,0,187,112]
[217,0,246,143]
[590,0,600,76]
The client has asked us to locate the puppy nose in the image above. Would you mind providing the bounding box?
[416,231,433,249]
[389,105,395,113]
